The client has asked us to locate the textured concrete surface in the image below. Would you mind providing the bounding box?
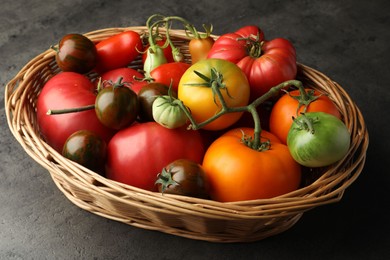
[1,0,389,259]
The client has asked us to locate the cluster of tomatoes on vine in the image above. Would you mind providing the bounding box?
[36,14,351,202]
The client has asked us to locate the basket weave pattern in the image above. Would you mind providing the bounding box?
[5,27,369,242]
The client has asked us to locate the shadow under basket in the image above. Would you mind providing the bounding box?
[5,26,369,243]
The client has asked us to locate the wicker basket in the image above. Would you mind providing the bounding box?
[5,26,369,243]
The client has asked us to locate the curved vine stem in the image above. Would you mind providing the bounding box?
[176,79,305,150]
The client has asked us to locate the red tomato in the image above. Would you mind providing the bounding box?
[202,128,301,202]
[105,122,205,191]
[36,72,116,153]
[94,31,143,73]
[150,62,191,92]
[207,25,297,100]
[99,67,147,94]
[142,39,174,64]
[269,88,341,144]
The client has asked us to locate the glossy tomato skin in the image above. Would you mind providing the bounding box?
[99,67,147,94]
[156,159,210,199]
[287,112,350,168]
[106,122,205,191]
[62,130,107,175]
[150,62,191,92]
[36,72,116,153]
[95,85,139,130]
[202,128,301,202]
[207,25,297,100]
[94,31,143,73]
[189,37,215,64]
[269,89,341,144]
[55,34,98,74]
[178,58,250,131]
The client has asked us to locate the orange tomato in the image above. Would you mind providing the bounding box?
[178,58,250,131]
[269,89,341,144]
[202,128,301,202]
[189,36,215,64]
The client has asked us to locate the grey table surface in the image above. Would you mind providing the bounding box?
[1,0,389,259]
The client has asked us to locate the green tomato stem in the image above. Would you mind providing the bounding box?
[47,104,95,115]
[179,78,305,150]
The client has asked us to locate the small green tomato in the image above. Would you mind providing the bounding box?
[287,112,350,168]
[152,95,187,129]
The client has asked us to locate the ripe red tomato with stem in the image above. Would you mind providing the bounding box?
[37,72,116,153]
[207,25,297,100]
[94,31,143,73]
[105,122,205,191]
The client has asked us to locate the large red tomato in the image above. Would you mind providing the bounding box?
[36,72,116,152]
[105,122,205,191]
[207,25,297,100]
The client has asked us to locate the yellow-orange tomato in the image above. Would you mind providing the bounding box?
[202,128,301,202]
[189,36,215,64]
[270,88,341,144]
[178,58,250,131]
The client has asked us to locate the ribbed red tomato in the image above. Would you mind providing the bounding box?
[207,25,297,100]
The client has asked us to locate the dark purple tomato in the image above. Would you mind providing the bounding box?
[155,159,210,199]
[54,34,98,74]
[62,130,107,175]
[95,78,139,130]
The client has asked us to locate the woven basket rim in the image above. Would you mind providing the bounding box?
[4,26,369,242]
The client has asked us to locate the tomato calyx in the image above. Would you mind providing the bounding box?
[292,113,318,134]
[236,33,264,58]
[187,68,233,106]
[240,129,271,151]
[155,167,179,194]
[287,89,325,116]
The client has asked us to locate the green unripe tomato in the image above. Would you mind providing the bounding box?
[287,112,350,168]
[143,45,167,78]
[152,95,187,129]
